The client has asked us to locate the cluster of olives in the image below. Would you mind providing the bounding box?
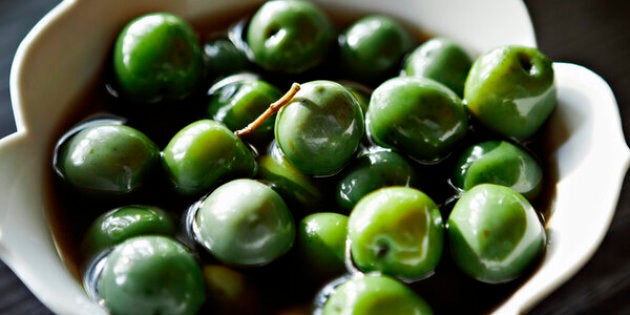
[51,0,557,314]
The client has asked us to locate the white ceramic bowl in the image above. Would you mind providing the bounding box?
[2,0,629,314]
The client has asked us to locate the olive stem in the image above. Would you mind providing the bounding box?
[235,82,301,138]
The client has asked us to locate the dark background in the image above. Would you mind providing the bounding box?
[1,0,629,314]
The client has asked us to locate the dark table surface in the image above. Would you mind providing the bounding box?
[1,0,629,314]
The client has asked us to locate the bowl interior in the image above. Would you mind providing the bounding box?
[2,0,627,314]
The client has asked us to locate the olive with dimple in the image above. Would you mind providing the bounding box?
[193,179,295,266]
[162,119,257,196]
[55,123,160,195]
[321,273,434,315]
[275,80,364,176]
[348,186,444,281]
[453,140,543,200]
[447,184,547,284]
[112,12,205,103]
[97,236,205,315]
[246,0,335,73]
[338,14,414,82]
[464,45,556,139]
[81,205,175,259]
[336,146,417,212]
[403,37,472,96]
[367,76,468,164]
[207,77,282,144]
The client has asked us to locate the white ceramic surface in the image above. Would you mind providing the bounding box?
[1,0,628,314]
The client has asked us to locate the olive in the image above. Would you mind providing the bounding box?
[447,184,547,284]
[403,37,472,96]
[336,146,417,212]
[112,12,204,103]
[453,140,543,200]
[246,0,335,73]
[464,45,556,139]
[367,76,468,163]
[203,264,262,315]
[203,37,250,78]
[162,119,257,195]
[207,77,282,144]
[321,273,433,315]
[81,205,175,259]
[55,123,160,194]
[297,212,348,278]
[256,141,323,213]
[338,14,414,83]
[97,236,205,315]
[192,179,295,266]
[275,80,364,176]
[348,187,443,281]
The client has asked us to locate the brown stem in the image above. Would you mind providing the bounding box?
[235,82,301,138]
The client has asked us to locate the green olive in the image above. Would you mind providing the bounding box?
[113,12,204,103]
[203,37,250,78]
[246,0,335,73]
[55,123,160,195]
[162,119,257,195]
[97,236,205,315]
[81,205,175,259]
[447,184,547,283]
[297,212,348,278]
[348,187,444,281]
[464,45,556,139]
[193,179,295,266]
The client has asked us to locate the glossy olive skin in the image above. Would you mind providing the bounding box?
[207,77,282,143]
[204,37,250,78]
[275,80,364,176]
[348,187,444,281]
[336,147,417,212]
[367,76,468,163]
[246,0,335,73]
[447,184,546,284]
[297,212,348,278]
[113,13,204,103]
[81,205,175,259]
[97,236,205,315]
[403,37,472,96]
[321,274,433,315]
[338,15,414,83]
[55,123,160,194]
[256,141,323,213]
[454,140,543,200]
[464,45,556,139]
[193,179,295,266]
[162,119,257,195]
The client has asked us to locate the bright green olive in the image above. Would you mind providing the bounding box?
[207,77,282,144]
[204,37,250,78]
[367,76,468,163]
[447,184,547,284]
[113,12,204,103]
[275,80,364,176]
[246,0,335,73]
[336,147,417,212]
[55,123,160,195]
[297,212,348,278]
[321,274,433,315]
[193,179,295,266]
[97,236,205,315]
[403,37,472,96]
[256,141,323,213]
[338,14,414,83]
[348,187,444,281]
[454,140,543,200]
[162,119,257,196]
[81,205,175,259]
[464,45,556,139]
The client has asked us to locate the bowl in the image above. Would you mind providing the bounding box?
[2,0,629,314]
